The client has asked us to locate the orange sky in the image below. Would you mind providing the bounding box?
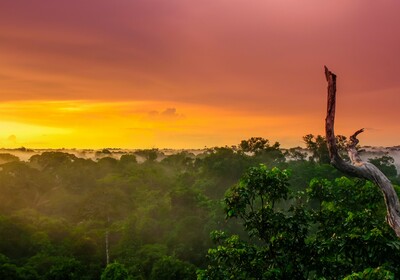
[0,1,399,149]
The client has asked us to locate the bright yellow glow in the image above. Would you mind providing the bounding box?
[0,100,322,149]
[0,121,70,148]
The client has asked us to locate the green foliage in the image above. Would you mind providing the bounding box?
[133,244,168,278]
[368,155,397,179]
[0,263,21,280]
[161,151,194,170]
[303,134,348,164]
[195,147,253,199]
[0,215,40,259]
[101,262,131,280]
[239,137,285,166]
[1,141,400,279]
[45,258,84,280]
[284,147,307,161]
[306,177,400,278]
[119,154,137,166]
[201,165,400,279]
[343,267,394,280]
[150,256,196,280]
[29,152,77,170]
[303,134,330,163]
[198,233,260,280]
[0,256,37,280]
[224,165,290,221]
[201,165,310,279]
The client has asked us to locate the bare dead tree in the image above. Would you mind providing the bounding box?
[324,66,400,237]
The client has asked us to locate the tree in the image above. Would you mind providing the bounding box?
[239,137,277,155]
[150,256,196,280]
[45,258,84,280]
[324,66,400,237]
[368,155,398,179]
[0,153,20,164]
[284,147,307,161]
[134,149,160,162]
[303,134,330,163]
[307,177,400,278]
[29,152,77,171]
[0,215,39,259]
[78,182,130,265]
[161,152,194,171]
[0,255,37,280]
[0,161,54,212]
[101,262,131,280]
[199,165,310,279]
[201,165,400,279]
[303,134,348,164]
[195,147,252,199]
[343,267,394,280]
[119,154,137,166]
[238,137,284,165]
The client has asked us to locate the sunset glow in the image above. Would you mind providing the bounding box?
[0,100,321,149]
[1,0,399,148]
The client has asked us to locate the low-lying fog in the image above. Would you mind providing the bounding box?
[1,146,400,172]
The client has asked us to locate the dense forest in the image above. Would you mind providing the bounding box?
[1,136,400,279]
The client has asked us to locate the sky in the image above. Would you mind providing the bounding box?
[0,0,399,149]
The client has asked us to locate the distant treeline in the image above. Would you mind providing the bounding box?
[0,137,399,279]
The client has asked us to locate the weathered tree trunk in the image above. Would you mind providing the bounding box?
[324,66,400,237]
[105,214,110,265]
[105,229,110,265]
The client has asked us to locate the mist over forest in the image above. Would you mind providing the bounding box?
[1,136,400,279]
[2,0,400,278]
